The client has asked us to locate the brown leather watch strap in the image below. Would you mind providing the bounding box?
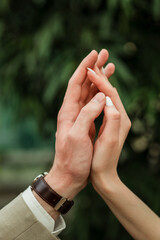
[31,175,74,214]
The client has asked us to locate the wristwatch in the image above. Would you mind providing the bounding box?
[31,172,74,214]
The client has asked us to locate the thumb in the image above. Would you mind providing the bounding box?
[72,92,106,136]
[99,96,120,144]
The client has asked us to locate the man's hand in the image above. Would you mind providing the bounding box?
[45,50,115,200]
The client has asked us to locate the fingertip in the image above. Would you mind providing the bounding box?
[89,50,98,61]
[96,49,109,69]
[79,50,98,71]
[97,92,106,100]
[91,49,98,56]
[100,49,109,58]
[106,96,113,107]
[84,50,98,68]
[105,63,115,78]
[92,92,106,104]
[104,99,120,118]
[107,63,115,73]
[87,67,96,75]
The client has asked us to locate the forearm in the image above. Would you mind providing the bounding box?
[93,174,160,240]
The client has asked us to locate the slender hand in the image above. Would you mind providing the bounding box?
[87,67,160,240]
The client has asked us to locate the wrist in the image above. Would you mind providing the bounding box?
[91,170,122,197]
[45,169,85,200]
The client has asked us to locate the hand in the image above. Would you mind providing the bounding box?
[87,68,160,240]
[45,50,115,200]
[87,66,131,190]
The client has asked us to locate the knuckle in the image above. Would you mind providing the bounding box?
[68,79,73,87]
[67,130,87,145]
[110,111,121,120]
[57,110,64,124]
[127,118,132,130]
[57,111,61,122]
[67,131,78,143]
[122,117,131,136]
[67,131,74,141]
[107,137,118,148]
[81,106,90,116]
[56,139,67,154]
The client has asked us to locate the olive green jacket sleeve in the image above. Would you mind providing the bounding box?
[0,194,58,240]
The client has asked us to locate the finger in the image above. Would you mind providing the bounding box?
[104,63,115,78]
[64,50,98,103]
[81,49,109,103]
[81,50,114,104]
[80,77,92,104]
[85,83,99,103]
[86,66,110,102]
[58,50,98,126]
[87,69,131,142]
[87,68,127,116]
[99,97,120,147]
[85,63,115,103]
[71,92,106,136]
[96,49,109,69]
[97,114,106,138]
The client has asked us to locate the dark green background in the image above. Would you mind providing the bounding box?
[0,0,160,239]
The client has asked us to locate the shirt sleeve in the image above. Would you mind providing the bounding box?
[22,187,66,237]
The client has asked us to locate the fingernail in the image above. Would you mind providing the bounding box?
[106,96,113,106]
[101,67,105,75]
[87,67,96,75]
[92,93,105,103]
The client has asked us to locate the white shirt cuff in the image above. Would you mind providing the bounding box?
[22,187,66,236]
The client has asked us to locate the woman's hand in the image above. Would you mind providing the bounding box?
[87,66,131,189]
[87,67,160,240]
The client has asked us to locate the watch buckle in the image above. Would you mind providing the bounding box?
[54,197,66,211]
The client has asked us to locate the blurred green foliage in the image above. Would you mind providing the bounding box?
[0,0,160,239]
